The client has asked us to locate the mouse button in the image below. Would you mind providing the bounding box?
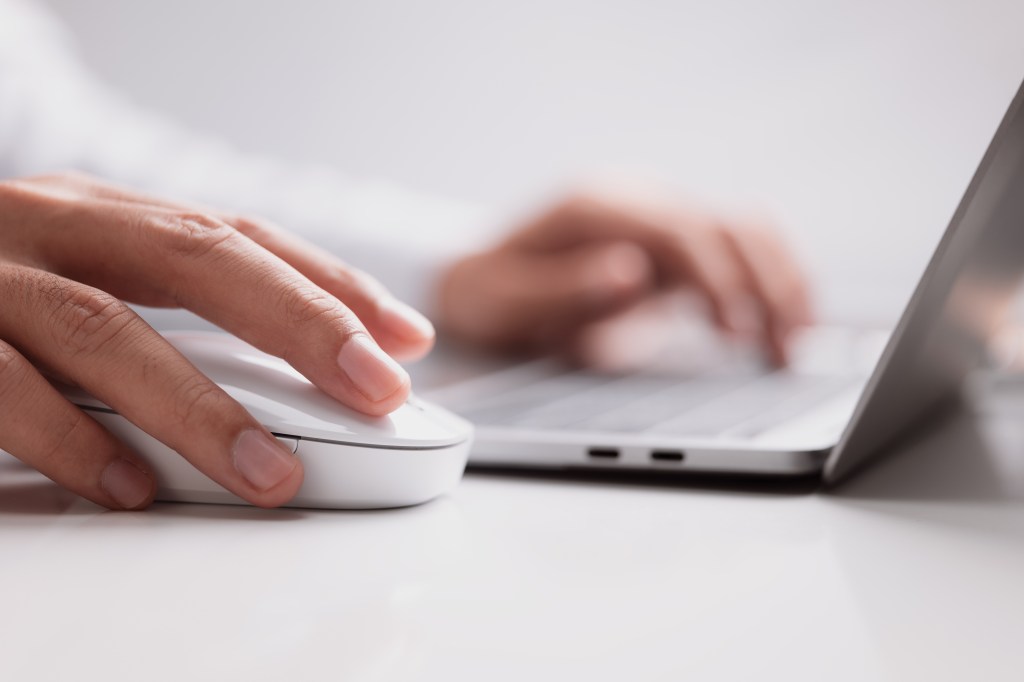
[221,383,378,441]
[382,399,474,445]
[188,345,305,391]
[163,332,469,446]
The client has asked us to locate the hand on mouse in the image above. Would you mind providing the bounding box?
[436,184,814,367]
[0,172,434,510]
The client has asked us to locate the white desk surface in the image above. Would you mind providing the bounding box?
[2,354,1024,682]
[2,3,1020,680]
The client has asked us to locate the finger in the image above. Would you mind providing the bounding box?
[512,194,756,334]
[18,194,411,416]
[721,225,815,365]
[657,222,761,336]
[223,215,435,362]
[561,292,687,371]
[519,241,655,346]
[20,174,436,362]
[0,339,156,510]
[0,265,305,507]
[441,241,654,349]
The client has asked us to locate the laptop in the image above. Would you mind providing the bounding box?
[428,78,1024,485]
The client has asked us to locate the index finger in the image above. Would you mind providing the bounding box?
[27,199,411,417]
[721,224,815,364]
[20,173,436,362]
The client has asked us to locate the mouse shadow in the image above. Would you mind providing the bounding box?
[0,481,89,516]
[0,479,311,522]
[0,456,439,521]
[144,498,432,521]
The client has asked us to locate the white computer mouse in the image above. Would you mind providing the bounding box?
[60,331,473,509]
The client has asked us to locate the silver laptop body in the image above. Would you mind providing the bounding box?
[430,78,1024,484]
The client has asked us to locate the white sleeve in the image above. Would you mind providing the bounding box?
[0,0,497,314]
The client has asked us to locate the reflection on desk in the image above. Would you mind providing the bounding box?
[2,389,1023,681]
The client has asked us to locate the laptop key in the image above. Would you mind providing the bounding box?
[457,367,858,440]
[646,374,854,437]
[504,375,685,429]
[574,377,750,432]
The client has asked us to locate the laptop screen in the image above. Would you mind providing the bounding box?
[825,78,1024,483]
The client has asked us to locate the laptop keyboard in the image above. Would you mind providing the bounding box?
[455,370,860,438]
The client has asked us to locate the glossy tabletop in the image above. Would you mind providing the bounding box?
[3,365,1024,682]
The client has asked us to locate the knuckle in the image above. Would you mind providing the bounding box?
[48,283,135,358]
[0,178,38,206]
[559,188,603,218]
[279,289,361,361]
[284,289,351,331]
[0,342,20,375]
[31,169,90,186]
[0,171,85,204]
[326,265,389,300]
[229,214,277,239]
[697,219,727,242]
[152,212,238,260]
[709,221,733,240]
[170,373,226,429]
[729,221,784,251]
[668,228,701,259]
[37,411,89,469]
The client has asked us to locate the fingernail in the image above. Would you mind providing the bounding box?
[337,335,410,402]
[378,298,435,341]
[233,429,298,491]
[100,459,154,510]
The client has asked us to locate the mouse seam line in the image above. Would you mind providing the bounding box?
[75,405,467,452]
[271,432,467,451]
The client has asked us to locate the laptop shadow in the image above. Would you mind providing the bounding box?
[827,404,1022,504]
[466,465,822,497]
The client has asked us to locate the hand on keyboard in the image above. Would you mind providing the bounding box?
[436,183,815,367]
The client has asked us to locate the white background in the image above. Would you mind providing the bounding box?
[42,0,1024,322]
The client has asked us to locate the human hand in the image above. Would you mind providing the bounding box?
[437,185,813,367]
[0,172,435,510]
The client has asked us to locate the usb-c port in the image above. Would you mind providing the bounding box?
[587,447,620,459]
[651,450,685,463]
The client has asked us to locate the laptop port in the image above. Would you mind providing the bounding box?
[650,450,685,463]
[587,447,620,459]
